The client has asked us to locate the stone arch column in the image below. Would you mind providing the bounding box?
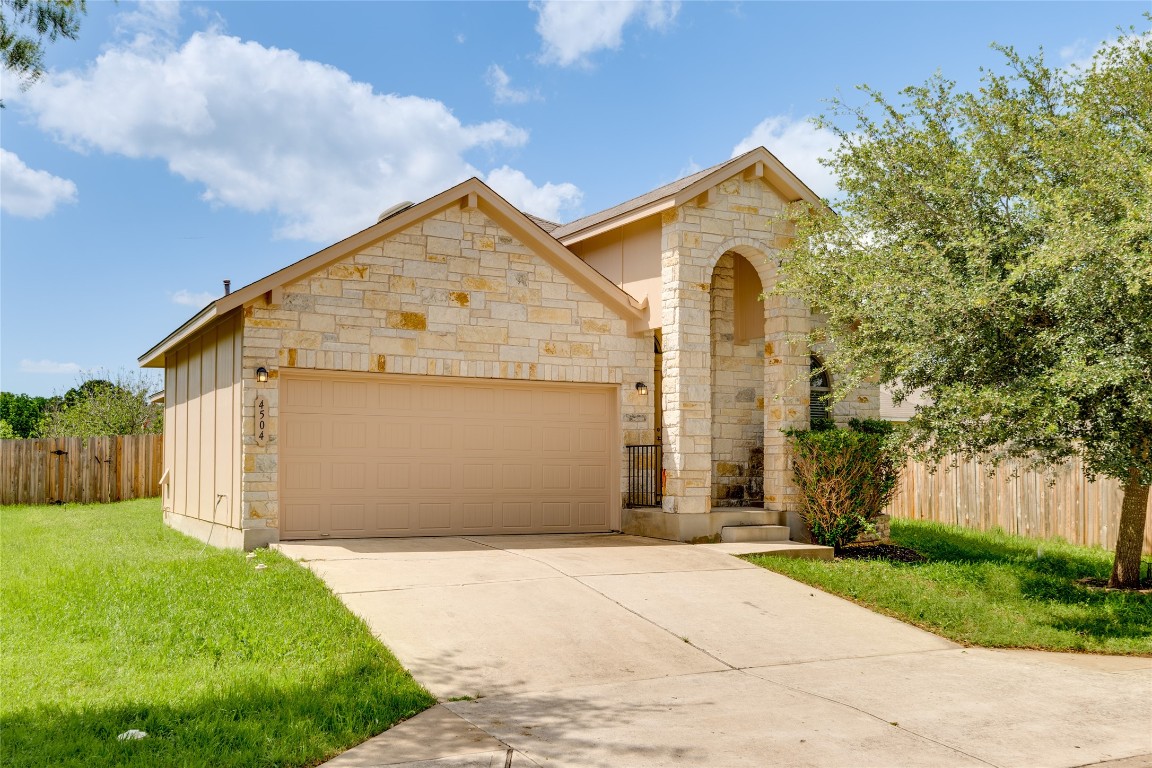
[659,223,714,517]
[708,238,810,524]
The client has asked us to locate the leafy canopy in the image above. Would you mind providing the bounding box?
[780,24,1152,486]
[39,369,163,438]
[0,0,85,105]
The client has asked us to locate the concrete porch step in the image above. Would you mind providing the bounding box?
[720,524,790,543]
[710,507,786,526]
[701,541,834,560]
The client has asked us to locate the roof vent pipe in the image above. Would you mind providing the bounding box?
[223,280,231,296]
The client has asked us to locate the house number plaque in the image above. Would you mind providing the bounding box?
[255,397,267,446]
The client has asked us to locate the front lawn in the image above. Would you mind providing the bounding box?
[747,519,1152,654]
[0,499,435,767]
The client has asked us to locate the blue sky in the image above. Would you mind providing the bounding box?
[0,0,1142,396]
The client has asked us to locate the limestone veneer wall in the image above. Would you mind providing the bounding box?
[239,204,653,540]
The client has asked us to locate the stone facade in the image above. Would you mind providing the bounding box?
[655,173,879,538]
[238,203,653,538]
[151,157,883,548]
[660,174,811,521]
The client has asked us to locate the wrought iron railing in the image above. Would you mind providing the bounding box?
[625,444,663,508]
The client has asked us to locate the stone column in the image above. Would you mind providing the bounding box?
[762,291,810,536]
[661,220,713,517]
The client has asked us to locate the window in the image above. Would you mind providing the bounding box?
[810,356,831,427]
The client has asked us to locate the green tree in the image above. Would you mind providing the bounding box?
[779,25,1152,588]
[40,369,162,438]
[0,419,17,439]
[0,0,86,105]
[0,391,49,437]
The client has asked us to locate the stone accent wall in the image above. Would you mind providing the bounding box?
[239,204,653,538]
[659,173,879,522]
[661,175,811,518]
[710,252,765,506]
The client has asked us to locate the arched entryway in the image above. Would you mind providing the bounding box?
[710,250,766,507]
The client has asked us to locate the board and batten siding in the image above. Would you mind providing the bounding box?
[163,311,244,546]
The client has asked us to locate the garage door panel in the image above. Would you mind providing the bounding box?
[541,426,570,452]
[379,382,412,410]
[419,464,453,490]
[542,501,572,526]
[284,462,321,490]
[578,427,607,453]
[331,462,366,490]
[501,464,533,490]
[420,423,454,451]
[419,502,452,529]
[284,420,323,450]
[578,465,608,490]
[331,381,368,408]
[284,378,324,408]
[579,502,609,526]
[502,425,533,452]
[380,423,412,450]
[542,464,571,490]
[378,463,410,489]
[330,503,366,532]
[463,502,494,528]
[463,464,495,490]
[331,421,366,449]
[378,502,411,530]
[283,502,322,536]
[280,373,615,539]
[462,424,495,451]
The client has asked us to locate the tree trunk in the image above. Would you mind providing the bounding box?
[1108,464,1149,589]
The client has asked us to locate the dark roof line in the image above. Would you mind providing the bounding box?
[550,149,760,239]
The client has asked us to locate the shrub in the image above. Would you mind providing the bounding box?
[785,421,900,552]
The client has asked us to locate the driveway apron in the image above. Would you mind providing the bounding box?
[278,534,1152,768]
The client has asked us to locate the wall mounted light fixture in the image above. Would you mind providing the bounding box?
[256,367,269,383]
[635,382,648,396]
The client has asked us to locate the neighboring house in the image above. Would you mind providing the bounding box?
[140,147,877,549]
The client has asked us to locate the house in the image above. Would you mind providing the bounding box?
[139,147,878,550]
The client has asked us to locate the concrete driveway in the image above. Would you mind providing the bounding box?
[277,534,1152,768]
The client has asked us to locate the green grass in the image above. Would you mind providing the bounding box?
[1,499,436,767]
[746,519,1152,655]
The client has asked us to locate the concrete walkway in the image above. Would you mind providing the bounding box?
[277,534,1152,768]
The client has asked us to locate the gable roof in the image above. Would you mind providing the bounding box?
[552,146,825,245]
[140,178,648,368]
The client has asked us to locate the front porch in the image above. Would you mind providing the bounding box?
[623,238,877,544]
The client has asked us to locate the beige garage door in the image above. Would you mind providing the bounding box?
[279,372,617,539]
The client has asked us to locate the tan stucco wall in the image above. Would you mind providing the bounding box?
[238,204,654,541]
[162,311,244,543]
[568,215,662,328]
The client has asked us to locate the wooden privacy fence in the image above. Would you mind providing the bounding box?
[886,455,1152,554]
[0,434,163,506]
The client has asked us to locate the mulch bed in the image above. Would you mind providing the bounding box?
[1074,577,1152,594]
[836,542,927,564]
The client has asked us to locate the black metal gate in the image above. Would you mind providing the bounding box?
[625,444,663,508]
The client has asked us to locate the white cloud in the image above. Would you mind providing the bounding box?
[533,0,679,67]
[486,64,537,105]
[1060,29,1151,72]
[115,0,184,43]
[487,166,582,222]
[20,359,81,374]
[170,289,217,308]
[732,116,839,199]
[0,149,78,218]
[1058,39,1093,70]
[14,18,577,242]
